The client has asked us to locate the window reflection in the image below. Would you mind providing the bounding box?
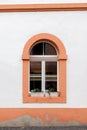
[30,42,57,55]
[44,43,56,55]
[46,62,57,75]
[30,43,43,55]
[30,62,41,74]
[30,62,41,92]
[45,62,57,92]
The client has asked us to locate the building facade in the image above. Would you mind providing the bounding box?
[0,0,87,126]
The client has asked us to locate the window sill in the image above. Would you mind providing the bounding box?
[23,96,66,103]
[29,92,59,97]
[23,93,66,103]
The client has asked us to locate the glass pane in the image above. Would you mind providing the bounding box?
[46,76,57,81]
[44,43,57,55]
[46,62,57,75]
[30,62,41,74]
[30,76,41,81]
[30,81,41,92]
[45,81,57,92]
[30,43,43,55]
[30,62,41,92]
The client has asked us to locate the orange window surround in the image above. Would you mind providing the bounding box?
[22,33,67,103]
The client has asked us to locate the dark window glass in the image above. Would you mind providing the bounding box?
[45,81,57,92]
[45,62,57,92]
[44,43,57,55]
[46,62,57,75]
[30,81,41,92]
[30,62,41,74]
[30,43,43,55]
[30,42,57,55]
[30,62,41,92]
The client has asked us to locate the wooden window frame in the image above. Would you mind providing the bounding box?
[22,33,67,103]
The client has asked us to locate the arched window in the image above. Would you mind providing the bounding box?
[22,33,67,103]
[30,41,58,94]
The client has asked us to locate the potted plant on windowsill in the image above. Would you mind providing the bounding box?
[30,88,44,97]
[45,88,59,97]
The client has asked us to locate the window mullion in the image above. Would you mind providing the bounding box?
[42,60,45,92]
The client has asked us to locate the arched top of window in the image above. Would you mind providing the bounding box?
[30,41,57,55]
[22,33,67,60]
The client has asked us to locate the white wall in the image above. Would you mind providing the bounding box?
[0,11,87,108]
[0,0,87,4]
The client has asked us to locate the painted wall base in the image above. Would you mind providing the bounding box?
[0,108,87,126]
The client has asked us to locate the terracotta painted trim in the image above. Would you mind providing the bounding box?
[22,33,67,60]
[0,3,87,12]
[22,33,67,103]
[0,108,87,124]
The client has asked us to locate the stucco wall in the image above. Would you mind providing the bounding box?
[0,0,87,4]
[0,11,87,108]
